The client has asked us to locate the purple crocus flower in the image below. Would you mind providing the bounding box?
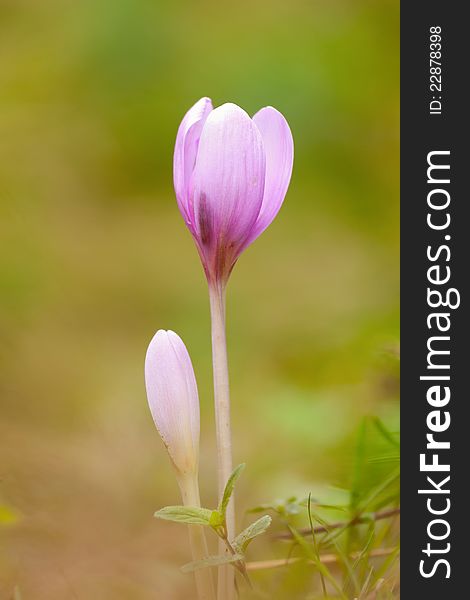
[145,330,200,477]
[174,98,293,285]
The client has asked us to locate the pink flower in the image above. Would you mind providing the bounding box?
[174,98,293,285]
[145,330,200,476]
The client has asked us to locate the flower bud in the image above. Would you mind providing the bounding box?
[145,330,200,476]
[174,98,293,285]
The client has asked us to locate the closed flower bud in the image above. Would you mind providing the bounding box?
[174,98,293,285]
[145,330,200,476]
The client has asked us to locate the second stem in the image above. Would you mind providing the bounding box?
[209,282,235,600]
[177,472,216,600]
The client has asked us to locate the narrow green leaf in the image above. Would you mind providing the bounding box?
[181,553,244,573]
[307,493,327,597]
[368,454,400,464]
[309,507,359,588]
[311,503,348,513]
[288,525,347,599]
[154,505,213,526]
[232,515,272,553]
[218,463,245,518]
[343,522,375,596]
[357,468,400,513]
[350,418,368,512]
[372,417,400,448]
[372,546,400,582]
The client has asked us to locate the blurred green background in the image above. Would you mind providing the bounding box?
[0,0,399,598]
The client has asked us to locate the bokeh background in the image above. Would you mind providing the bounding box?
[0,0,399,598]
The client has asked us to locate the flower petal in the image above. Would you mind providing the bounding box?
[173,97,213,228]
[191,103,266,252]
[145,330,200,474]
[246,106,293,246]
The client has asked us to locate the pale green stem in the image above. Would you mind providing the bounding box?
[177,472,216,600]
[209,283,235,600]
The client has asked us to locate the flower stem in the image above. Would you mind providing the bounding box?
[209,283,235,600]
[177,472,216,600]
[220,532,252,589]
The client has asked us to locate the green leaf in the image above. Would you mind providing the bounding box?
[288,525,348,600]
[154,505,213,526]
[368,453,400,464]
[181,553,244,573]
[218,463,245,518]
[232,515,272,553]
[307,493,327,596]
[350,418,368,511]
[300,501,348,513]
[372,417,400,448]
